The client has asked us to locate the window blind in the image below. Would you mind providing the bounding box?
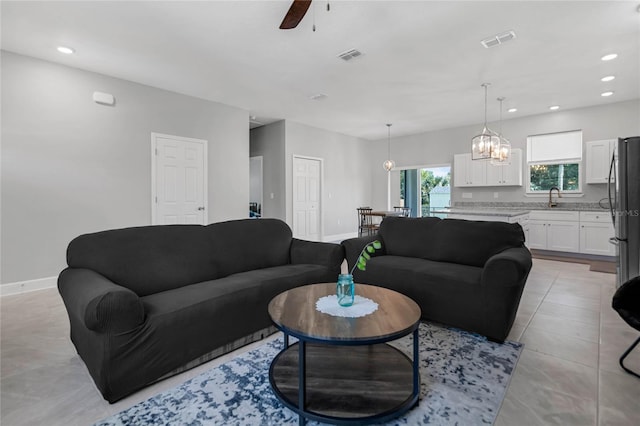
[526,130,582,163]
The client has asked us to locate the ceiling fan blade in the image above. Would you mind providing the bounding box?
[279,0,312,29]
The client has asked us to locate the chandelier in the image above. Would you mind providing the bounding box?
[491,97,512,165]
[471,83,500,160]
[382,123,396,171]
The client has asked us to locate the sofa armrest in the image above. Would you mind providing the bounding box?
[341,234,382,273]
[58,268,145,333]
[481,246,532,287]
[290,239,344,272]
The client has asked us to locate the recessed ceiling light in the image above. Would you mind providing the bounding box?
[601,75,616,82]
[549,105,560,111]
[507,108,518,113]
[601,53,618,61]
[57,46,75,54]
[601,91,614,97]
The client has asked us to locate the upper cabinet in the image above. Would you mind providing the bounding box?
[454,149,522,187]
[486,149,523,186]
[585,139,615,184]
[453,153,486,187]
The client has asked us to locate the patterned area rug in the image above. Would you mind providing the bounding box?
[96,323,522,425]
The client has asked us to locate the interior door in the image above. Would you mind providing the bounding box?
[153,133,207,225]
[292,156,321,241]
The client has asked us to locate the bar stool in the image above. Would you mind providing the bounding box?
[356,207,378,237]
[393,206,411,217]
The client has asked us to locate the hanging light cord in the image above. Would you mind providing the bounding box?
[498,97,504,134]
[387,124,392,158]
[483,83,489,127]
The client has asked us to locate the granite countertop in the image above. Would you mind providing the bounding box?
[451,202,610,212]
[431,208,530,217]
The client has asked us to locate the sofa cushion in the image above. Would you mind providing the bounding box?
[137,263,332,379]
[206,219,293,278]
[67,225,216,297]
[354,255,484,329]
[379,216,525,267]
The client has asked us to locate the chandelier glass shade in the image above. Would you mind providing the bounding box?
[471,83,500,160]
[490,97,511,165]
[382,123,395,171]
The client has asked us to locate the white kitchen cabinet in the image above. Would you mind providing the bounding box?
[486,149,523,186]
[579,211,615,255]
[527,220,548,249]
[453,153,486,187]
[586,139,615,184]
[455,150,522,187]
[527,211,580,252]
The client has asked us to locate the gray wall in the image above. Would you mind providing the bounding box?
[284,121,372,238]
[372,100,640,210]
[250,121,286,221]
[1,51,249,284]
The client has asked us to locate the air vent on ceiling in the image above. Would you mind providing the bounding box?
[337,48,363,61]
[481,30,516,48]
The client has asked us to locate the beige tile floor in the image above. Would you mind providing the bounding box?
[1,258,639,425]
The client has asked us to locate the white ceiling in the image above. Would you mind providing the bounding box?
[2,1,639,140]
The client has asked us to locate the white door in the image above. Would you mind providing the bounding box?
[152,133,207,225]
[293,156,321,241]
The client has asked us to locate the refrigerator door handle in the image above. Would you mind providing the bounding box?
[608,150,616,227]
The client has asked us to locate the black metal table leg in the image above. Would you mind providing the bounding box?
[299,339,306,425]
[413,328,420,404]
[284,332,289,349]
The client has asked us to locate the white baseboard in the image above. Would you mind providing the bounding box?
[323,232,358,243]
[0,276,57,297]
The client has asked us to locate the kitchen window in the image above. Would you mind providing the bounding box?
[526,130,583,193]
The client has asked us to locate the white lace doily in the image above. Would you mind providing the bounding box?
[315,295,379,318]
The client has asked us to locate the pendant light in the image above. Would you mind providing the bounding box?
[491,97,511,165]
[382,123,396,171]
[471,83,500,160]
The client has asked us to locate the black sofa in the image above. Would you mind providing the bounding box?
[342,216,532,342]
[58,218,343,402]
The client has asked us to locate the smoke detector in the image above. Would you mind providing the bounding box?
[481,30,517,48]
[337,48,363,61]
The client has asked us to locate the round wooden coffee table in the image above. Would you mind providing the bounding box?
[268,283,421,425]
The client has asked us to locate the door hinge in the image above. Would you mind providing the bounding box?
[155,196,158,203]
[155,148,158,155]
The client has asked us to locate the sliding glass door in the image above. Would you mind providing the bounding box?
[400,167,451,217]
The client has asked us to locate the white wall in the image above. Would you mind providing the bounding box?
[284,121,372,240]
[1,51,249,285]
[371,100,640,209]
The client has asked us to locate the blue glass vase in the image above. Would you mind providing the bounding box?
[336,274,355,307]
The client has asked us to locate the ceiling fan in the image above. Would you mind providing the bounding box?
[280,0,313,30]
[281,0,331,30]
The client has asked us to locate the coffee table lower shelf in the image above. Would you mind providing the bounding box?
[269,342,419,425]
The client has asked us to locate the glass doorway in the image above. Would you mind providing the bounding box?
[400,166,451,217]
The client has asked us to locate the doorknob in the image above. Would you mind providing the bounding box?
[197,207,205,211]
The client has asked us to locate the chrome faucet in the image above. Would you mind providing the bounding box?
[548,187,561,208]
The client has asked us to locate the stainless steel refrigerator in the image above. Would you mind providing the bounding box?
[609,136,640,287]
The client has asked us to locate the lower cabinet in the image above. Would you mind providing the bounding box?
[527,219,580,252]
[579,212,615,256]
[527,210,614,256]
